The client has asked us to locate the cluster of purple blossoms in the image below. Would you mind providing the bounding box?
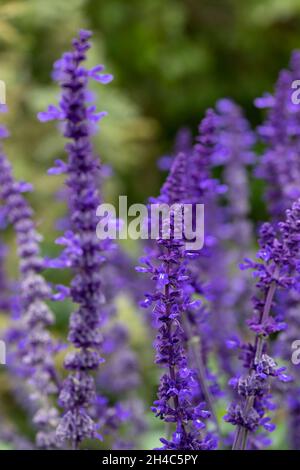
[207,99,255,382]
[255,50,300,220]
[0,119,10,315]
[255,51,300,449]
[225,200,300,449]
[182,110,222,330]
[213,98,255,249]
[38,30,113,448]
[183,110,226,421]
[0,107,59,448]
[138,149,217,450]
[0,238,9,314]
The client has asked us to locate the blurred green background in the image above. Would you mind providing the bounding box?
[1,0,300,449]
[1,0,300,209]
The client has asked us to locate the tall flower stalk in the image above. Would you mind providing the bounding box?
[214,98,254,250]
[255,51,300,448]
[38,30,113,448]
[225,202,300,449]
[138,151,216,450]
[209,99,255,382]
[0,237,9,313]
[184,109,226,426]
[0,106,59,448]
[255,51,300,220]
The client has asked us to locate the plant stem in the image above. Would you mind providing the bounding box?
[232,267,279,450]
[184,318,220,434]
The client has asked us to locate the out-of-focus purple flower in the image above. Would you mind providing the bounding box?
[181,110,228,426]
[205,99,256,387]
[0,127,10,314]
[0,108,59,448]
[287,390,300,449]
[99,323,140,394]
[0,425,34,450]
[92,396,146,450]
[38,30,113,448]
[157,127,193,171]
[95,323,145,450]
[255,52,300,448]
[214,98,255,247]
[255,51,300,219]
[94,249,146,449]
[226,200,300,449]
[0,236,10,313]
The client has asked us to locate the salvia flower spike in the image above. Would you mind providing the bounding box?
[0,106,59,449]
[38,30,113,448]
[255,51,300,448]
[138,151,217,450]
[226,201,300,449]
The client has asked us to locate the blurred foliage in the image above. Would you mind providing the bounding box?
[1,0,300,209]
[1,0,300,449]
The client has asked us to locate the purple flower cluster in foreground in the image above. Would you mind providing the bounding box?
[225,205,300,449]
[1,30,300,450]
[138,151,216,450]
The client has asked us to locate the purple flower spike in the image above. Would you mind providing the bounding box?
[0,113,59,448]
[39,30,113,448]
[138,150,217,450]
[255,51,300,448]
[214,98,255,247]
[0,224,10,313]
[226,200,300,450]
[255,51,300,219]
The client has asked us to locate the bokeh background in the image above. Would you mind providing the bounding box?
[1,0,300,449]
